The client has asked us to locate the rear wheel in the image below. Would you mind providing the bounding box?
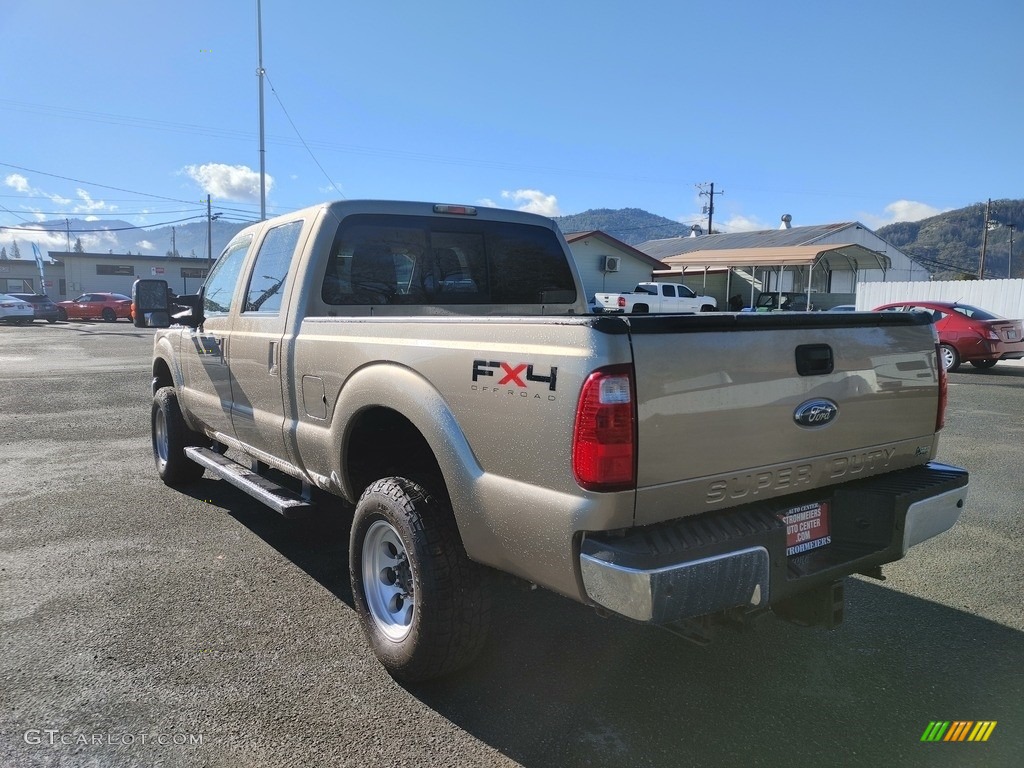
[350,477,491,681]
[939,344,960,372]
[151,387,205,485]
[632,304,649,314]
[970,359,998,369]
[56,307,67,321]
[101,307,116,322]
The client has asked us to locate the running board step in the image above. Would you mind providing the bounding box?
[185,446,314,518]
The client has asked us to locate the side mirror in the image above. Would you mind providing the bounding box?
[132,279,172,328]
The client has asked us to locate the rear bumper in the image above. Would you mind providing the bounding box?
[579,462,968,623]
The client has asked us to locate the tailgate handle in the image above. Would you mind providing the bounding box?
[795,344,834,376]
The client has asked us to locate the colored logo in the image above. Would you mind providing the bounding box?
[920,721,997,742]
[793,399,838,428]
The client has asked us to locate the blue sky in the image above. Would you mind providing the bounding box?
[1,0,1021,254]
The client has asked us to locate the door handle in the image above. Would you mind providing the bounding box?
[268,341,279,375]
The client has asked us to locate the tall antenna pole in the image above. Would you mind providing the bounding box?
[257,0,267,221]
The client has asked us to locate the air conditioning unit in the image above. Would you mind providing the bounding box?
[603,256,621,273]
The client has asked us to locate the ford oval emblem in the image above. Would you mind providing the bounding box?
[794,399,839,428]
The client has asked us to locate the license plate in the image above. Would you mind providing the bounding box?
[779,501,832,556]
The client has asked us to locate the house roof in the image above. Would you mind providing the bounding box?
[638,222,860,260]
[659,243,891,272]
[563,230,665,269]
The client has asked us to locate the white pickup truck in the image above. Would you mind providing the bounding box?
[594,281,717,314]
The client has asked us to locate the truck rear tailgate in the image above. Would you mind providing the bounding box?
[626,312,940,526]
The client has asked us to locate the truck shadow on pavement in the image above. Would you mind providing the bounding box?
[198,489,1024,768]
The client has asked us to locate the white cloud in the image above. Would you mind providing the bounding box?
[861,200,946,229]
[476,190,560,216]
[183,162,273,202]
[136,239,155,252]
[497,189,561,217]
[74,189,113,213]
[720,214,772,233]
[5,173,30,192]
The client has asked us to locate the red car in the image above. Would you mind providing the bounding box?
[56,292,133,322]
[873,300,1024,372]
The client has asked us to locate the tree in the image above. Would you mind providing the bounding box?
[0,246,7,260]
[73,237,84,253]
[10,240,21,260]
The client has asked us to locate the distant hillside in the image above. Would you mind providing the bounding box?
[554,208,696,245]
[877,199,1024,280]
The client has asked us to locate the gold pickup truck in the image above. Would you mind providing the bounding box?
[133,200,968,681]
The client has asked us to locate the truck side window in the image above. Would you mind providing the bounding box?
[203,235,253,314]
[243,221,303,313]
[679,285,697,299]
[662,285,676,297]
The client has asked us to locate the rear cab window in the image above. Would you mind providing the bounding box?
[317,214,576,312]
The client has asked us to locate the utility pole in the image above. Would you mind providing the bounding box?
[697,183,723,234]
[1009,223,1015,279]
[65,218,71,252]
[979,198,991,279]
[257,0,267,221]
[206,195,222,272]
[171,226,177,259]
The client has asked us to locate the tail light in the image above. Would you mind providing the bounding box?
[936,343,948,431]
[617,296,626,308]
[572,364,636,491]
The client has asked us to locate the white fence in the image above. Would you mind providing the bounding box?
[857,278,1024,319]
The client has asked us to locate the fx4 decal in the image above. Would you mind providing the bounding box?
[472,360,558,391]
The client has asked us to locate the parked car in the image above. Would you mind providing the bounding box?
[56,292,133,322]
[0,293,35,325]
[872,300,1024,371]
[8,293,60,323]
[827,304,858,312]
[754,291,814,311]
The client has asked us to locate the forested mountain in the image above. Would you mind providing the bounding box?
[876,199,1023,280]
[553,208,696,245]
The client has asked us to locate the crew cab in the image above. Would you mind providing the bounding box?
[133,200,968,681]
[594,281,717,314]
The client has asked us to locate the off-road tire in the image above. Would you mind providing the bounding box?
[350,477,491,682]
[151,387,205,486]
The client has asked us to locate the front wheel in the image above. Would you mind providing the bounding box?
[56,307,68,321]
[970,359,998,370]
[350,477,491,681]
[700,304,715,312]
[151,387,205,485]
[939,344,960,372]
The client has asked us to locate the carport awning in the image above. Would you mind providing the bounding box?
[659,243,891,272]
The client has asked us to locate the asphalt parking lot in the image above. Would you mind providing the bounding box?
[1,320,1022,768]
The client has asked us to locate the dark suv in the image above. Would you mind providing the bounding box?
[8,293,60,323]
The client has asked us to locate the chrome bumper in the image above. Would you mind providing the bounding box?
[580,462,969,625]
[580,547,769,623]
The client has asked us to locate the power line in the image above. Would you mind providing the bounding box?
[0,161,198,204]
[264,72,345,200]
[0,215,207,234]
